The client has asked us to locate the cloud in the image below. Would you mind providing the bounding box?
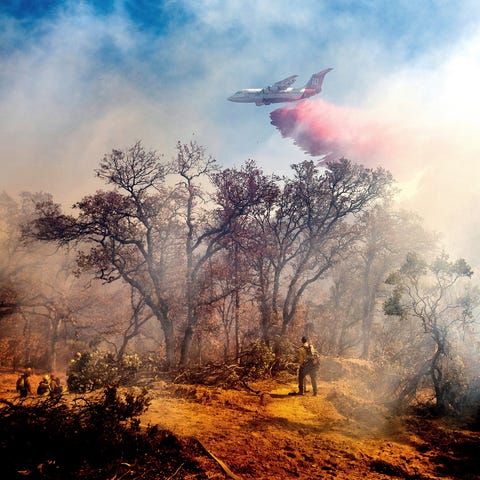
[2,0,480,265]
[0,3,189,205]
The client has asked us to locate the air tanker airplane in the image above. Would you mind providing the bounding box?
[228,68,332,106]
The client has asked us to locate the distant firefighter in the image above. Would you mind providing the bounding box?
[67,351,85,392]
[49,372,63,398]
[37,374,51,396]
[16,367,33,398]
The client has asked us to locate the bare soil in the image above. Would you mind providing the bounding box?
[2,359,480,479]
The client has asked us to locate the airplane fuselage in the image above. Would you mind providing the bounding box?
[228,68,331,106]
[228,87,318,106]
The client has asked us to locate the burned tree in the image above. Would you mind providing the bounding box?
[384,252,479,413]
[0,192,91,369]
[244,159,393,343]
[27,142,181,367]
[27,142,274,368]
[328,205,435,359]
[176,151,277,366]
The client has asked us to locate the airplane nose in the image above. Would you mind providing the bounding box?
[228,95,235,102]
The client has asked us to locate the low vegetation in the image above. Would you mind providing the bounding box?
[0,385,219,479]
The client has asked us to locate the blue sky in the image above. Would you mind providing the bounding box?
[2,0,480,261]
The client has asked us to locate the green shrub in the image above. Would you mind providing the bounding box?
[67,351,142,393]
[240,339,275,379]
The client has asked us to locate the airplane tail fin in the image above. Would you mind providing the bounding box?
[304,68,332,92]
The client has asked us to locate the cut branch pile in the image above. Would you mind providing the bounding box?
[172,342,276,390]
[173,361,249,389]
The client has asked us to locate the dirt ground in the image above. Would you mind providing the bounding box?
[2,359,480,479]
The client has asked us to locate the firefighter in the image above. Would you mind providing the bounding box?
[298,336,318,396]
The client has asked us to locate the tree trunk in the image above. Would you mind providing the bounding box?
[180,326,194,366]
[153,310,174,368]
[360,307,374,359]
[164,321,175,368]
[234,289,240,360]
[360,257,373,359]
[23,312,32,366]
[234,244,240,360]
[430,337,447,413]
[180,275,196,365]
[49,317,60,372]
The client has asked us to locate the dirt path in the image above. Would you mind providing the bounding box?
[142,376,472,479]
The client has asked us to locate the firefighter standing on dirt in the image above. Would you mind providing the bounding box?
[298,336,318,396]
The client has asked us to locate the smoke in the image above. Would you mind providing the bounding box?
[268,88,480,268]
[270,99,394,167]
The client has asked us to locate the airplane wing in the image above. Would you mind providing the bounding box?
[269,75,298,91]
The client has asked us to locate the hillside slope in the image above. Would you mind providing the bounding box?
[142,358,480,479]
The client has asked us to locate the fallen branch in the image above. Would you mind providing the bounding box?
[241,380,261,395]
[165,462,184,480]
[195,440,242,480]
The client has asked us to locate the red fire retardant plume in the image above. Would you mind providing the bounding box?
[270,99,392,166]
